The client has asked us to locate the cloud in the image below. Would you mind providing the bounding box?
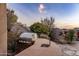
[38,4,46,14]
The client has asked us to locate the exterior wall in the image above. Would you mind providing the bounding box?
[74,28,79,40]
[0,4,7,55]
[11,23,28,35]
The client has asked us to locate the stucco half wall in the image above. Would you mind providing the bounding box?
[0,3,7,55]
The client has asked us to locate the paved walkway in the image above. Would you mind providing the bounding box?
[16,38,63,56]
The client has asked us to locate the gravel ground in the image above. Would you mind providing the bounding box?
[58,41,79,56]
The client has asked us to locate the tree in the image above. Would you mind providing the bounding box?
[30,22,49,37]
[41,17,55,46]
[7,9,18,54]
[7,9,18,31]
[41,17,55,31]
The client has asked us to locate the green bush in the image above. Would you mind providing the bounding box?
[67,30,75,43]
[30,22,49,37]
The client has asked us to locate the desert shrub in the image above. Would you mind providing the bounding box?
[67,30,75,43]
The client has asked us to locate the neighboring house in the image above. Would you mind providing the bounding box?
[74,28,79,40]
[11,23,30,36]
[51,28,68,43]
[19,32,37,43]
[51,28,63,40]
[11,23,37,43]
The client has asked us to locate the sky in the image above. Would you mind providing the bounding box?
[7,3,79,29]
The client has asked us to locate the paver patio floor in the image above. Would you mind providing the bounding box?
[16,38,63,56]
